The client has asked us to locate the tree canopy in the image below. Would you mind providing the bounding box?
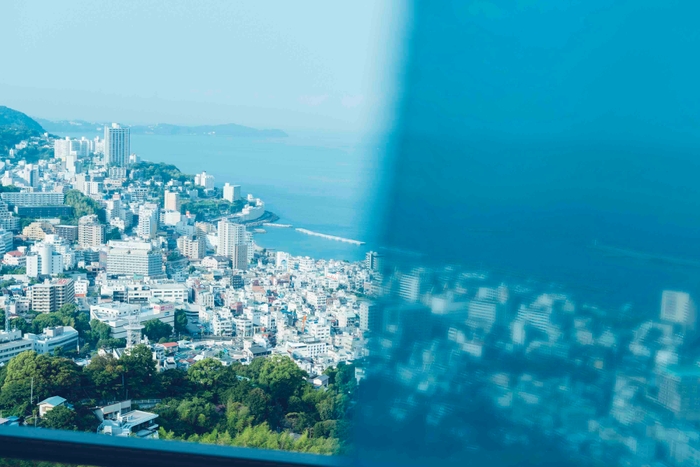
[41,405,78,431]
[64,190,105,222]
[143,319,173,342]
[0,348,356,456]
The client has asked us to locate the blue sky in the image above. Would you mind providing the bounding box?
[0,1,408,132]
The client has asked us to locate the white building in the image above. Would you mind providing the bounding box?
[0,326,79,365]
[97,402,159,439]
[217,219,244,255]
[234,316,253,338]
[1,192,64,207]
[28,278,75,313]
[78,214,105,247]
[194,171,215,190]
[54,136,91,160]
[104,123,130,167]
[212,309,234,336]
[26,243,64,277]
[74,278,90,297]
[0,201,19,231]
[222,183,241,202]
[231,197,265,222]
[164,191,180,212]
[287,340,328,359]
[106,241,163,278]
[468,299,498,328]
[149,283,189,303]
[177,235,206,260]
[359,302,379,332]
[25,326,79,355]
[217,219,248,269]
[0,330,34,365]
[308,321,331,341]
[137,203,159,240]
[90,303,174,340]
[106,194,132,230]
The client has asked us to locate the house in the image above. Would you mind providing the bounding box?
[94,400,133,422]
[162,356,177,371]
[95,400,159,439]
[161,342,179,354]
[312,374,330,388]
[244,344,271,361]
[38,396,68,418]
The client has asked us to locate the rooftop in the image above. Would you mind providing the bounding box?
[38,396,66,407]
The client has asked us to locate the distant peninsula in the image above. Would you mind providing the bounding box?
[35,118,288,138]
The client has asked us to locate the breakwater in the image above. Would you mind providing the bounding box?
[295,228,365,245]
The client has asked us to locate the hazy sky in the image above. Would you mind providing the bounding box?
[0,1,408,132]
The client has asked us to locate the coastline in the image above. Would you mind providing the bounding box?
[239,210,280,227]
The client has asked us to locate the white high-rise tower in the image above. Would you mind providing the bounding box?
[104,123,130,167]
[217,219,248,270]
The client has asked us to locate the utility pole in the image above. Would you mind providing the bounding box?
[30,377,33,405]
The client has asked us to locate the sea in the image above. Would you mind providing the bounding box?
[57,130,700,312]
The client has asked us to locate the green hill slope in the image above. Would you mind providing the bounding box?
[0,105,46,152]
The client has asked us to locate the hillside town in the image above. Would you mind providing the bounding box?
[0,123,375,373]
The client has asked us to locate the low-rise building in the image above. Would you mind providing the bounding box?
[0,330,34,365]
[90,303,174,340]
[96,402,159,439]
[38,396,69,418]
[25,326,79,355]
[149,283,189,303]
[212,309,234,336]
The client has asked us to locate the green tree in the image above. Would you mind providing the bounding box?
[158,369,192,398]
[245,387,270,424]
[283,412,315,433]
[120,344,158,398]
[221,378,254,405]
[85,354,124,400]
[225,401,254,435]
[89,319,111,343]
[155,397,221,436]
[2,351,81,402]
[57,303,78,316]
[41,405,78,430]
[8,317,31,333]
[187,358,223,391]
[64,189,105,221]
[142,319,173,342]
[31,313,65,333]
[257,355,308,406]
[176,397,221,435]
[316,397,336,421]
[244,356,266,380]
[96,338,126,350]
[174,309,188,334]
[0,380,31,416]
